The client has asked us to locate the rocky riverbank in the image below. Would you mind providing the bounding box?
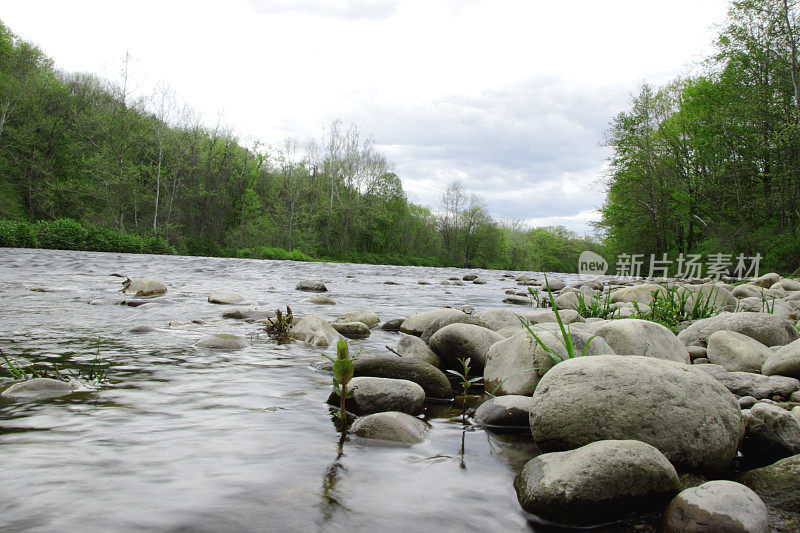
[3,263,800,531]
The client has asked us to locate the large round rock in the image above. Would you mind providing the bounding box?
[707,330,773,373]
[328,377,425,415]
[529,355,744,473]
[399,308,467,337]
[353,356,452,399]
[514,439,679,525]
[739,454,800,513]
[593,319,690,363]
[742,403,800,464]
[1,378,77,399]
[395,334,441,367]
[763,338,800,378]
[428,323,503,370]
[350,411,429,445]
[289,316,342,347]
[484,328,613,396]
[661,480,769,533]
[474,395,531,428]
[678,312,800,347]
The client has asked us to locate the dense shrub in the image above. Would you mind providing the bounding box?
[0,220,38,248]
[34,219,88,250]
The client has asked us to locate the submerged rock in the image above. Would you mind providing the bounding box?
[334,310,379,328]
[328,376,425,415]
[295,280,327,292]
[306,295,336,305]
[514,439,679,525]
[474,395,531,428]
[661,480,769,533]
[379,318,404,331]
[289,316,342,347]
[208,292,246,305]
[195,334,248,351]
[350,411,429,445]
[529,355,744,473]
[221,308,274,321]
[1,378,77,399]
[123,278,167,296]
[330,321,370,339]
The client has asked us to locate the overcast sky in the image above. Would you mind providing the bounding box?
[3,0,731,234]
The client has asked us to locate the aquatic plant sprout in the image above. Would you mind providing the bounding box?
[322,340,360,433]
[516,274,597,366]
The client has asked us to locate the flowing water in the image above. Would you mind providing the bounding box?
[0,248,599,532]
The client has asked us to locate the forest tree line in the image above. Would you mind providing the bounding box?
[0,19,598,271]
[597,0,800,274]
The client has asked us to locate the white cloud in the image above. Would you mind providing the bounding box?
[1,0,731,233]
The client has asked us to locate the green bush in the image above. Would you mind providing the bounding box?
[0,220,38,248]
[34,219,88,250]
[181,236,222,257]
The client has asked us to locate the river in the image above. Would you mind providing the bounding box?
[0,248,593,532]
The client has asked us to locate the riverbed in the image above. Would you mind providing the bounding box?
[0,248,581,532]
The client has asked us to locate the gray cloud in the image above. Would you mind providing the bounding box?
[342,77,630,233]
[245,0,399,20]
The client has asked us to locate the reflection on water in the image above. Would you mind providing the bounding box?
[0,248,561,532]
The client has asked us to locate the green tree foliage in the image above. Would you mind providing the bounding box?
[0,19,598,272]
[597,0,800,274]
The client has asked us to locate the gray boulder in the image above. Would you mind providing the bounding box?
[752,272,781,288]
[195,334,248,350]
[695,364,800,399]
[677,312,800,347]
[502,295,529,306]
[428,323,503,370]
[395,334,441,367]
[419,314,490,343]
[521,309,585,324]
[474,395,531,428]
[609,284,667,305]
[475,308,523,331]
[472,277,486,285]
[330,321,370,339]
[306,295,336,305]
[350,411,430,445]
[514,440,679,525]
[208,292,246,305]
[379,318,404,331]
[353,356,453,400]
[688,345,707,361]
[677,282,738,311]
[399,308,466,337]
[707,330,773,373]
[763,338,800,379]
[544,278,565,291]
[483,328,613,396]
[593,319,690,363]
[775,278,800,291]
[123,278,167,296]
[328,376,425,415]
[221,307,274,321]
[334,310,379,328]
[553,291,580,311]
[1,378,77,399]
[295,280,327,292]
[661,480,769,533]
[289,316,342,347]
[742,403,800,463]
[740,454,800,513]
[529,355,744,473]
